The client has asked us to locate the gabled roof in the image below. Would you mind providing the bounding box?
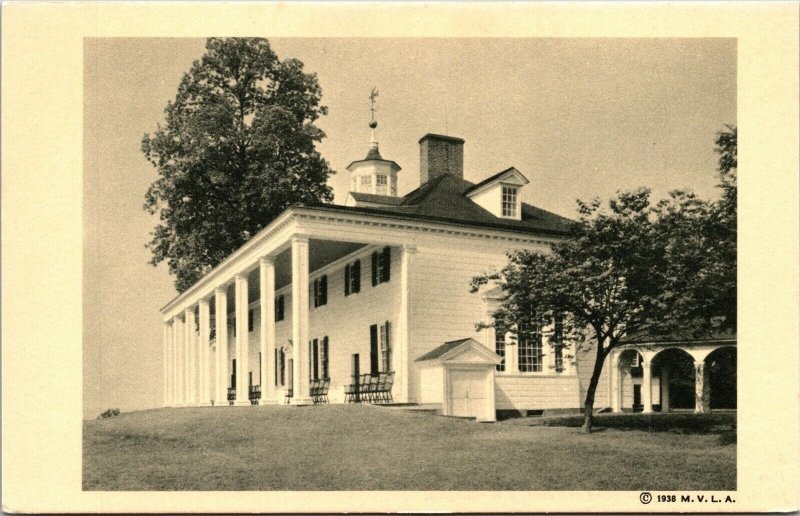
[341,173,573,235]
[464,167,529,196]
[415,337,502,365]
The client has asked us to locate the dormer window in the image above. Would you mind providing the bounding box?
[502,186,518,218]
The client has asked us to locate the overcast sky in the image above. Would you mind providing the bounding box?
[83,38,735,418]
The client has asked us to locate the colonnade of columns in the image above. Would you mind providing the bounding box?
[610,346,724,415]
[161,236,313,407]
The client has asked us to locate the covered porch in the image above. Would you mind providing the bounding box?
[609,336,737,414]
[160,207,417,409]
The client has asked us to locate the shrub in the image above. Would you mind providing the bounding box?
[98,408,121,419]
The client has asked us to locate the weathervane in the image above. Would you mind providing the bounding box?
[369,87,379,128]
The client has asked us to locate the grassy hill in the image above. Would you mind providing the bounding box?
[84,405,735,491]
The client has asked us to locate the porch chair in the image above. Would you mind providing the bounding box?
[380,372,395,403]
[357,374,370,403]
[284,385,293,405]
[227,387,236,406]
[317,378,330,404]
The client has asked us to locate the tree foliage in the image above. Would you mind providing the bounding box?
[143,38,334,292]
[471,127,736,431]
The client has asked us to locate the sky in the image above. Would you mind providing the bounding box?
[83,38,735,419]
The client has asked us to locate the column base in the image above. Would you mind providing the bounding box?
[290,397,314,406]
[259,398,279,405]
[198,401,212,407]
[233,399,251,407]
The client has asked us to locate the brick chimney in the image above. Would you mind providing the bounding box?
[419,133,464,184]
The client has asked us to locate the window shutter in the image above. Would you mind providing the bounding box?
[371,252,378,286]
[322,336,329,379]
[248,309,254,332]
[313,279,319,307]
[321,275,327,305]
[353,260,361,293]
[345,264,351,296]
[385,320,392,372]
[312,339,319,381]
[382,247,391,282]
[369,324,379,375]
[308,341,312,381]
[274,348,278,386]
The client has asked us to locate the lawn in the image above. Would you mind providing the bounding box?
[83,405,735,490]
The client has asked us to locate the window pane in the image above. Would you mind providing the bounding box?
[502,186,518,217]
[495,327,506,372]
[518,327,542,372]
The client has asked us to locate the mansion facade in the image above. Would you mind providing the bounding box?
[160,131,736,421]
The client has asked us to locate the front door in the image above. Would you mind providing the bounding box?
[449,369,488,419]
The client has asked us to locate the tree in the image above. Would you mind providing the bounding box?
[471,127,737,432]
[472,189,673,432]
[143,38,334,292]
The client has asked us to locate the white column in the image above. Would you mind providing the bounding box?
[234,273,251,406]
[163,322,171,407]
[641,362,653,414]
[398,244,416,403]
[260,257,277,403]
[198,299,211,406]
[214,287,229,406]
[694,361,710,413]
[184,307,197,406]
[610,353,622,413]
[291,236,312,404]
[174,316,184,406]
[661,365,671,412]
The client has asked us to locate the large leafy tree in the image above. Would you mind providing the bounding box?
[471,127,736,432]
[143,38,334,292]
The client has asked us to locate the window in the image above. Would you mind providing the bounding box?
[370,321,392,374]
[344,259,361,296]
[275,295,285,322]
[248,309,254,332]
[495,326,506,372]
[553,315,564,373]
[502,185,518,218]
[361,175,372,186]
[313,275,328,307]
[376,174,388,195]
[371,247,391,286]
[518,326,543,372]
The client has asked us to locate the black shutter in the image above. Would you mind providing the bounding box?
[232,358,237,388]
[313,279,319,307]
[274,348,278,386]
[322,336,329,379]
[345,264,351,296]
[369,324,379,375]
[312,339,319,380]
[321,275,327,305]
[385,320,392,372]
[308,341,312,381]
[248,309,254,332]
[371,252,378,286]
[353,260,361,293]
[382,247,391,282]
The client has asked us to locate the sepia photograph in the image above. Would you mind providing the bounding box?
[83,37,736,491]
[2,2,798,513]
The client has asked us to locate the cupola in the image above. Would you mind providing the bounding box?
[346,87,401,197]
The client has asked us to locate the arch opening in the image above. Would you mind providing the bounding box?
[705,346,737,409]
[650,347,696,412]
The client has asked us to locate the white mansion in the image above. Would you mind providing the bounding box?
[160,129,736,421]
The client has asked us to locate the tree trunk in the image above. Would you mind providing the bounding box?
[582,337,608,433]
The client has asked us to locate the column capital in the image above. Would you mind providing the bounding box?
[198,298,210,307]
[235,272,248,282]
[402,244,418,253]
[259,255,276,266]
[291,235,310,245]
[214,285,227,295]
